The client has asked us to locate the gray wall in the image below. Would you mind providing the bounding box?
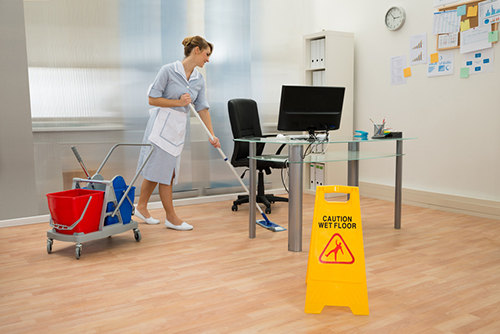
[0,0,38,220]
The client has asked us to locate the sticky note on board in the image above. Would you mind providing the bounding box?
[430,53,439,63]
[457,5,466,16]
[467,5,478,17]
[461,20,470,31]
[460,67,469,78]
[403,67,412,78]
[488,30,499,42]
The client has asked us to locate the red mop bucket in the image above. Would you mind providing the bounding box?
[47,189,104,235]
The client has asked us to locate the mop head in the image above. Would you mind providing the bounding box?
[256,218,286,232]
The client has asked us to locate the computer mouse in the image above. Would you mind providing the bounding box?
[276,134,286,139]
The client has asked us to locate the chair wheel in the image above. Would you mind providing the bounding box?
[231,205,238,211]
[265,207,271,214]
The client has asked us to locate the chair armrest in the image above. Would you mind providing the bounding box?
[261,135,286,155]
[275,144,286,155]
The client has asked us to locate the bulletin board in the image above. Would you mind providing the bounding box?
[436,0,498,50]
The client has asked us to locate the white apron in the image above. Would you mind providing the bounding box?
[148,107,187,157]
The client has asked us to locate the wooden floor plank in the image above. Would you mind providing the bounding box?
[1,195,499,333]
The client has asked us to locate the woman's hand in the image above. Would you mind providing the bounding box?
[178,93,192,107]
[209,136,221,148]
[149,94,192,108]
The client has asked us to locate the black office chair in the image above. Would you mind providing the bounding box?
[228,98,288,214]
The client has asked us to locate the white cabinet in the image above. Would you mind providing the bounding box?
[303,31,354,190]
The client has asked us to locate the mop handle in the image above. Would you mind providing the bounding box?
[71,146,90,179]
[188,104,264,215]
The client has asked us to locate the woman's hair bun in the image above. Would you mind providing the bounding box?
[182,37,193,47]
[182,36,213,57]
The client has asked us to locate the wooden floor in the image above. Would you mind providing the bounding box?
[1,194,500,333]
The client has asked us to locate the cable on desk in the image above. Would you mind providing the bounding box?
[281,131,330,194]
[302,143,314,159]
[281,158,289,193]
[301,131,330,159]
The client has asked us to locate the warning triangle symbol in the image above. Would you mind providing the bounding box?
[319,233,355,264]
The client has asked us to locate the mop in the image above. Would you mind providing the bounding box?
[188,104,286,232]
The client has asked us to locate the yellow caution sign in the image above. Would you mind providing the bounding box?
[305,185,369,315]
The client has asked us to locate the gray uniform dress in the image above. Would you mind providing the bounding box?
[136,61,210,185]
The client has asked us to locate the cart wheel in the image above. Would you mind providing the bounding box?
[75,244,82,260]
[134,229,141,242]
[265,207,271,214]
[47,239,53,254]
[231,205,238,211]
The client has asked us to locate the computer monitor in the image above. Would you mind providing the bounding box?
[277,85,345,137]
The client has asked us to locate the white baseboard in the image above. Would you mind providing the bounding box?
[358,182,500,220]
[0,214,51,228]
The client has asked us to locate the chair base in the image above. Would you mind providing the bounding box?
[231,193,288,214]
[231,170,288,214]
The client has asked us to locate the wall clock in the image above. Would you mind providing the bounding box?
[385,6,406,31]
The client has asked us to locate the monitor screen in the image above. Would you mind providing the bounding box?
[277,85,345,135]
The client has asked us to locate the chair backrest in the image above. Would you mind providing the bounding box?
[227,99,265,167]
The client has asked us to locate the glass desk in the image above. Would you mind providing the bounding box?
[235,135,417,252]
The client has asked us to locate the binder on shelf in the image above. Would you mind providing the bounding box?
[310,163,316,190]
[312,70,325,86]
[310,40,316,69]
[310,40,314,69]
[311,39,322,69]
[312,71,320,86]
[319,38,325,68]
[315,163,324,187]
[315,39,319,68]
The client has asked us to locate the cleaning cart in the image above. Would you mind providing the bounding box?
[46,143,154,259]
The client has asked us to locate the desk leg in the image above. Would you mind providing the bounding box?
[288,145,303,252]
[395,140,403,229]
[348,142,360,187]
[249,142,256,238]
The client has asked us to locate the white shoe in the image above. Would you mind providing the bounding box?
[134,209,160,225]
[164,219,193,231]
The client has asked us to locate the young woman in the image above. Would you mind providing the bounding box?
[135,36,220,231]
